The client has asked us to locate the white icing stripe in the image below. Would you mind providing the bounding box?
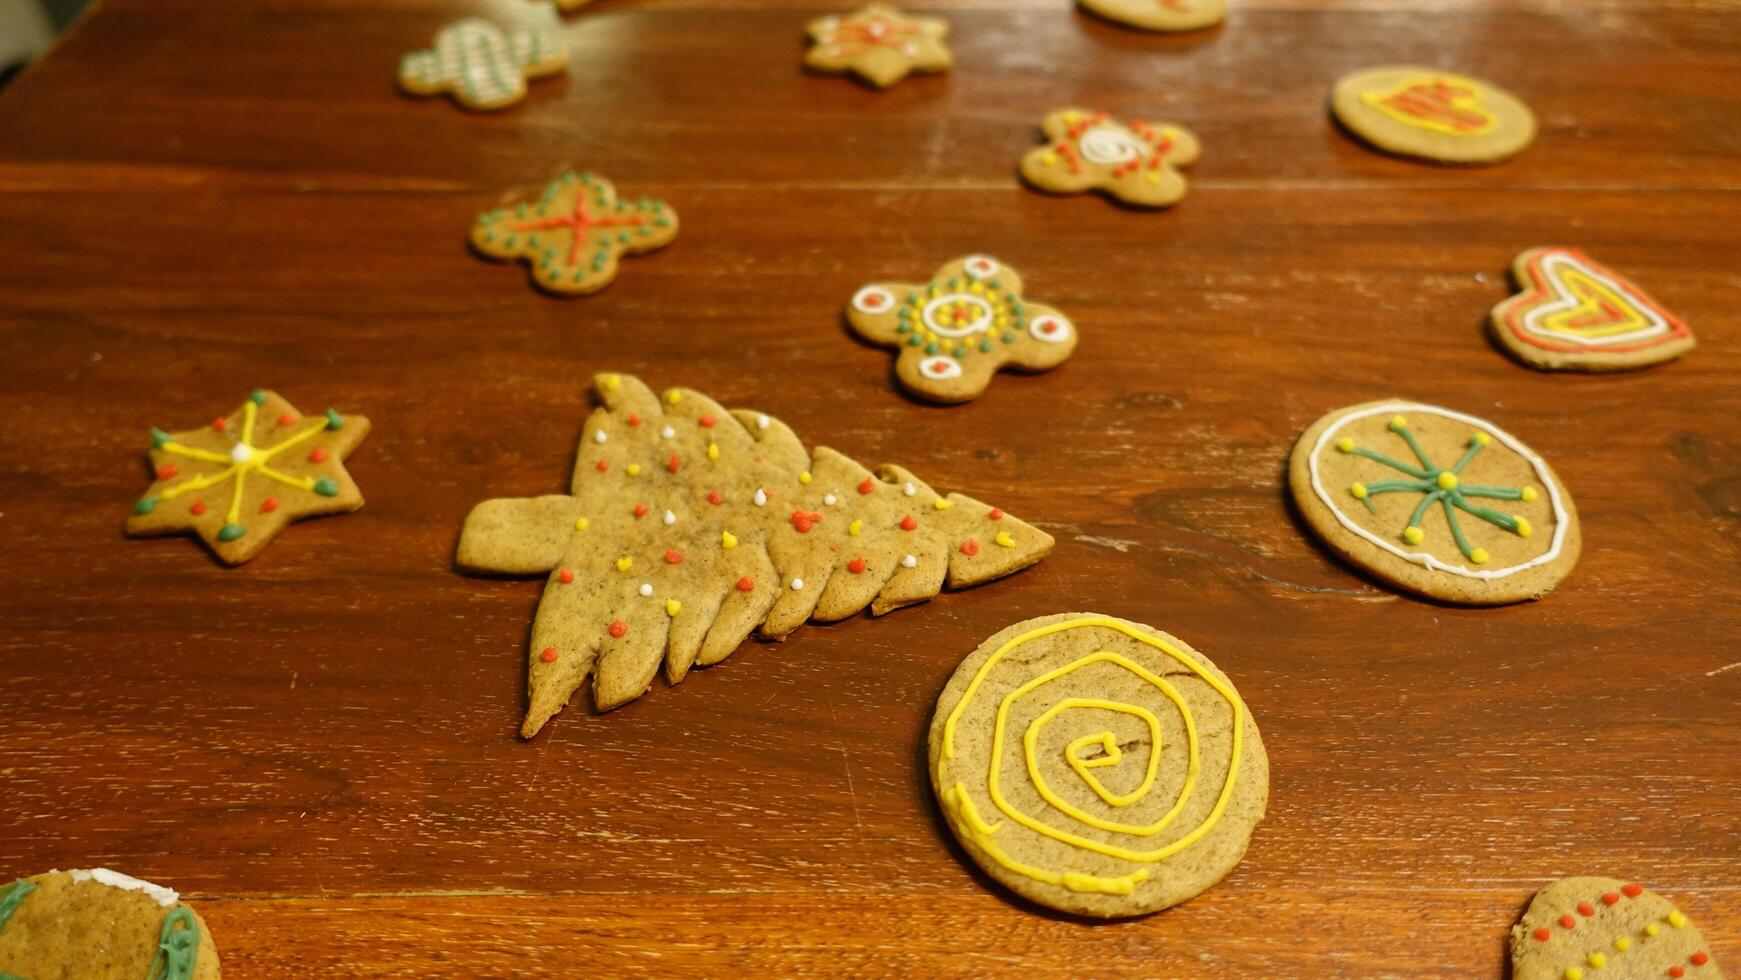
[917,355,963,381]
[1028,313,1071,343]
[850,285,897,316]
[1306,402,1569,581]
[69,868,179,907]
[1521,252,1669,348]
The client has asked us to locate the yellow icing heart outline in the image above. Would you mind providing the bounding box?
[1538,267,1654,339]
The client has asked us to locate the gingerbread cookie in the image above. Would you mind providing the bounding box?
[127,390,370,565]
[1512,877,1723,980]
[1491,247,1696,372]
[472,172,678,296]
[929,614,1267,917]
[846,255,1077,404]
[0,869,220,979]
[458,373,1054,736]
[1288,401,1578,604]
[1019,109,1200,209]
[1331,66,1535,165]
[1078,0,1226,32]
[398,17,567,111]
[804,5,951,89]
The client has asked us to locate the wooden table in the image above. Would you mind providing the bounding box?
[2,0,1737,974]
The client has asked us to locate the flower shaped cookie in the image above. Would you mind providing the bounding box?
[847,255,1077,404]
[398,17,567,111]
[472,171,678,296]
[804,4,951,89]
[1021,109,1201,209]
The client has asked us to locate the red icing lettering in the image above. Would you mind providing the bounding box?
[539,647,558,663]
[310,447,329,463]
[961,540,979,556]
[736,576,754,592]
[608,620,627,638]
[848,557,865,574]
[900,514,917,531]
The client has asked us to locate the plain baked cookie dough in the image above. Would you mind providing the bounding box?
[1288,400,1579,605]
[1511,877,1723,980]
[1079,0,1226,32]
[929,613,1268,917]
[1331,65,1535,165]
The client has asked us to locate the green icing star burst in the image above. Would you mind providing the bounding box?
[1338,413,1539,565]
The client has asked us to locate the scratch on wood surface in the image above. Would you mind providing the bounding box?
[1074,534,1141,553]
[1707,661,1741,677]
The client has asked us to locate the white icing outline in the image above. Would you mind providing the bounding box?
[1028,313,1072,344]
[1307,402,1569,580]
[1077,124,1145,165]
[921,294,993,338]
[1522,251,1669,348]
[962,255,1000,281]
[917,355,964,381]
[851,285,897,316]
[69,868,178,907]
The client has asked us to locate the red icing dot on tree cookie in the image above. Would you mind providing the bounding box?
[633,503,648,518]
[699,415,716,428]
[277,412,296,426]
[1577,902,1596,917]
[707,489,724,505]
[736,576,754,592]
[540,647,558,663]
[858,478,875,494]
[1559,915,1577,929]
[559,569,574,584]
[664,549,683,564]
[848,557,866,574]
[627,413,641,426]
[1692,953,1710,966]
[790,510,822,533]
[961,539,979,556]
[310,447,329,463]
[155,464,179,480]
[1602,892,1620,907]
[596,459,609,472]
[667,453,681,474]
[260,497,279,513]
[191,500,207,516]
[1532,928,1551,942]
[900,514,917,531]
[988,508,1003,520]
[608,621,627,638]
[1623,883,1643,898]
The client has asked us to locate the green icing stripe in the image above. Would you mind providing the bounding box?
[0,878,36,932]
[145,906,201,980]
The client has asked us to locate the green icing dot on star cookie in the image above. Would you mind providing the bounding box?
[218,523,247,542]
[314,478,340,497]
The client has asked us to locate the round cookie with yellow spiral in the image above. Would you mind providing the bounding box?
[928,613,1268,917]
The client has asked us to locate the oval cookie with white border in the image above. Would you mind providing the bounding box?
[1331,65,1535,165]
[1491,247,1696,372]
[1078,0,1226,32]
[1512,876,1723,980]
[928,613,1268,917]
[1287,401,1580,605]
[0,869,220,979]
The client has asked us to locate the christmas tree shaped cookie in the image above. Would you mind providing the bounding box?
[1491,247,1696,372]
[459,373,1054,736]
[127,390,370,565]
[0,869,220,979]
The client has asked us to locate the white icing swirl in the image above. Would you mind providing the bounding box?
[1077,124,1145,165]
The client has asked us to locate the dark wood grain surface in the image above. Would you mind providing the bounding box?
[1,0,1738,975]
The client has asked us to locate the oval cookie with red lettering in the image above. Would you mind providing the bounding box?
[1491,247,1696,372]
[1287,401,1580,605]
[929,613,1268,917]
[1331,65,1535,165]
[1512,877,1723,980]
[0,869,220,979]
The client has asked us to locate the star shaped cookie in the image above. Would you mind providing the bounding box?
[804,5,951,89]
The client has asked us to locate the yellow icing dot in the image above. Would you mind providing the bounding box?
[1471,548,1490,564]
[1670,911,1687,928]
[721,531,738,549]
[994,531,1015,548]
[1062,110,1081,123]
[626,463,642,476]
[665,599,681,617]
[933,498,952,510]
[1514,517,1532,538]
[1522,487,1538,502]
[615,557,632,572]
[1042,151,1058,166]
[1566,969,1584,980]
[1587,953,1606,968]
[708,442,719,460]
[1144,171,1161,184]
[1403,526,1424,545]
[574,517,590,532]
[665,390,682,405]
[799,470,813,485]
[1390,415,1408,429]
[1336,437,1356,453]
[602,374,621,391]
[1613,938,1630,952]
[1350,482,1368,499]
[848,519,863,536]
[1436,472,1459,490]
[969,282,984,295]
[1645,924,1660,937]
[1473,431,1491,446]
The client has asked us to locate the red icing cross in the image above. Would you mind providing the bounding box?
[511,196,651,266]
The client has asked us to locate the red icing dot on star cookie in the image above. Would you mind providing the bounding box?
[633,503,648,518]
[310,447,329,463]
[667,453,681,473]
[277,412,296,426]
[736,576,754,592]
[699,415,716,428]
[1532,928,1551,942]
[191,500,207,516]
[707,489,724,505]
[858,478,875,495]
[1602,892,1620,907]
[212,417,228,431]
[961,539,979,556]
[540,647,558,663]
[664,549,683,564]
[988,508,1003,520]
[1577,902,1596,917]
[900,515,917,531]
[260,497,279,513]
[559,569,574,584]
[1622,883,1643,898]
[155,464,179,480]
[848,557,865,574]
[608,621,627,638]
